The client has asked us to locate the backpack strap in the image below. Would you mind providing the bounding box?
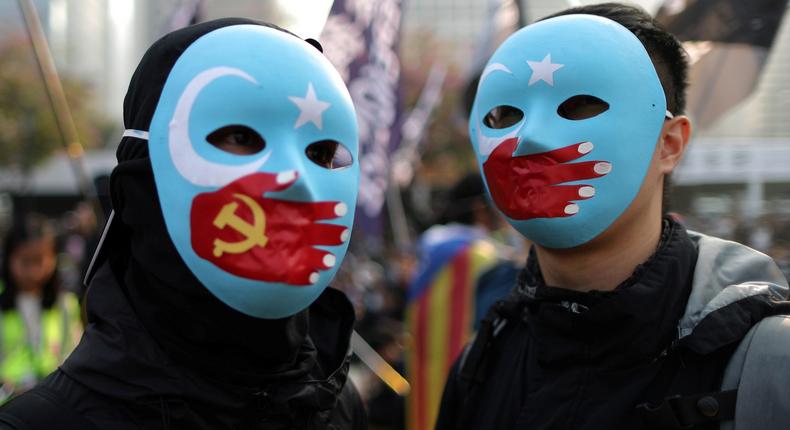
[637,390,737,429]
[458,289,526,381]
[453,294,526,430]
[638,314,790,430]
[720,315,790,430]
[457,316,503,385]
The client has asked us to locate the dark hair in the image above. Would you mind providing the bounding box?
[1,214,59,310]
[543,2,688,115]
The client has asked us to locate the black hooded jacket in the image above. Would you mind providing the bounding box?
[0,263,365,430]
[436,220,790,430]
[0,18,365,430]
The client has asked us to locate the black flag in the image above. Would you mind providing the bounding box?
[655,0,788,128]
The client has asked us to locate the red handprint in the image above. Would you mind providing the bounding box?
[190,172,348,286]
[482,138,610,220]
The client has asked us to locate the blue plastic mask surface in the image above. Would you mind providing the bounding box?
[146,25,359,318]
[470,15,667,248]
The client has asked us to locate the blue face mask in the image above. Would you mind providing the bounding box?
[470,15,669,248]
[136,25,358,318]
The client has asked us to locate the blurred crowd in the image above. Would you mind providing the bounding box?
[681,213,790,281]
[1,187,789,428]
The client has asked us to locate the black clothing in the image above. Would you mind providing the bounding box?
[0,19,365,429]
[436,220,789,430]
[0,262,365,430]
[119,18,296,159]
[107,19,320,384]
[108,157,314,385]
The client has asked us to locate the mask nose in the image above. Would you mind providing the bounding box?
[513,117,562,156]
[269,147,316,202]
[514,135,553,156]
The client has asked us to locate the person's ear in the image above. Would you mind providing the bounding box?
[658,115,691,174]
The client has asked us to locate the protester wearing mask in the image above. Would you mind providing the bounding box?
[437,4,790,430]
[0,18,365,429]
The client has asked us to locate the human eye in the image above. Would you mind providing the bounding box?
[206,125,266,155]
[557,95,609,120]
[305,140,353,170]
[483,105,524,129]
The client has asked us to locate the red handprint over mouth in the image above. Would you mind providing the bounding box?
[482,138,611,220]
[190,171,348,286]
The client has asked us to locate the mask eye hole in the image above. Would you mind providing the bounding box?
[557,95,609,120]
[306,140,353,170]
[206,125,266,155]
[483,105,524,129]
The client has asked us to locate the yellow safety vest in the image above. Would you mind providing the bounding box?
[0,293,82,391]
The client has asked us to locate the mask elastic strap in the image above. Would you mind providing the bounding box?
[122,129,149,140]
[665,110,674,120]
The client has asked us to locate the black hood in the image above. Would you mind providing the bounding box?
[117,18,297,161]
[79,18,343,388]
[63,261,356,425]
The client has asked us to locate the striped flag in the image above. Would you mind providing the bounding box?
[406,225,498,430]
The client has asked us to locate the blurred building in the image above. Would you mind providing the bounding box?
[0,0,337,217]
[0,148,116,216]
[4,0,185,124]
[2,0,330,127]
[201,0,332,39]
[401,0,487,65]
[0,1,50,38]
[47,0,152,126]
[674,2,790,228]
[690,4,790,139]
[400,0,662,67]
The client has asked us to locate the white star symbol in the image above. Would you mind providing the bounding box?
[527,54,564,86]
[289,83,331,129]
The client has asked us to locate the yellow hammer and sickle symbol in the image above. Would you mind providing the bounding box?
[212,193,268,258]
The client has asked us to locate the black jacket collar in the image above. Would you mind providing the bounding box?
[63,261,355,416]
[516,219,698,368]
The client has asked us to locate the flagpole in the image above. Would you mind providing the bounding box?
[387,62,447,252]
[16,0,103,223]
[351,330,411,396]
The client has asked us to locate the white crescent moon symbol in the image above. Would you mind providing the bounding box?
[168,66,271,187]
[476,121,524,158]
[479,63,512,86]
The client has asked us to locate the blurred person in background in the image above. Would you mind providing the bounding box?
[0,18,366,429]
[406,172,518,430]
[437,3,790,430]
[438,173,524,327]
[0,214,81,400]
